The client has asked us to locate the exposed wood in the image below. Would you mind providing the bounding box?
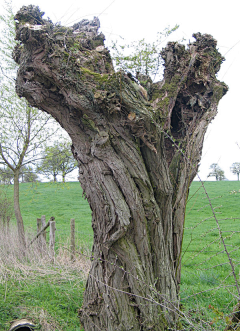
[37,217,44,252]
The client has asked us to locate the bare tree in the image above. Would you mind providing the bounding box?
[13,6,228,330]
[0,3,57,248]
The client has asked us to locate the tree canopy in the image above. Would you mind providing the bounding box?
[37,141,77,182]
[208,163,226,181]
[230,162,240,181]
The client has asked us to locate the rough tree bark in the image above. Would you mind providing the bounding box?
[13,6,227,330]
[0,150,27,249]
[13,167,26,248]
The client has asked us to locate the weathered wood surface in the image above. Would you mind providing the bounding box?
[28,216,54,247]
[14,5,227,330]
[41,214,47,251]
[70,218,75,262]
[49,220,56,260]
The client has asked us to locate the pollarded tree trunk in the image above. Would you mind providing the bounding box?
[14,6,227,330]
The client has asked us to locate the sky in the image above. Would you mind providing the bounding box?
[1,0,240,181]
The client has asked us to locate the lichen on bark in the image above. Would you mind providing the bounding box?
[13,5,228,330]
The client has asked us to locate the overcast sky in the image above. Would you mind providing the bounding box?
[1,0,240,181]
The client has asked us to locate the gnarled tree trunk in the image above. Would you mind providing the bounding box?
[14,6,227,330]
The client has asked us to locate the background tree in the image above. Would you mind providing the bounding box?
[111,25,179,80]
[230,162,240,181]
[37,145,60,182]
[14,6,228,330]
[37,141,77,182]
[20,165,39,183]
[0,166,14,184]
[57,142,78,182]
[0,3,58,248]
[208,163,226,181]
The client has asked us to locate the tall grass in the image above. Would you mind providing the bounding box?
[0,226,90,331]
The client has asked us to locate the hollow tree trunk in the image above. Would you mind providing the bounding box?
[13,6,227,330]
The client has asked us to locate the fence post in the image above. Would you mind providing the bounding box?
[70,218,75,262]
[6,216,10,234]
[37,218,41,231]
[49,220,56,261]
[29,217,54,248]
[37,218,42,250]
[41,215,47,250]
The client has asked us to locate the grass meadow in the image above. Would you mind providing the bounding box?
[0,180,240,330]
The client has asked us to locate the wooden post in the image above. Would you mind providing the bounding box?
[28,217,54,247]
[41,215,47,250]
[37,218,42,250]
[49,220,56,261]
[70,218,75,262]
[37,218,41,232]
[6,216,10,234]
[41,215,46,241]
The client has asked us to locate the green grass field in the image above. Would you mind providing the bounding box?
[0,182,91,331]
[182,181,240,328]
[1,180,240,330]
[16,181,93,249]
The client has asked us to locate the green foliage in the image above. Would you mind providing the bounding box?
[20,165,39,183]
[110,25,179,81]
[208,163,226,181]
[230,162,240,181]
[0,166,13,184]
[0,0,18,85]
[37,141,78,182]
